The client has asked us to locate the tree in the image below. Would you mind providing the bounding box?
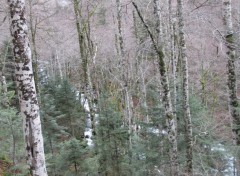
[132,2,179,175]
[222,0,240,145]
[177,0,193,175]
[7,0,47,175]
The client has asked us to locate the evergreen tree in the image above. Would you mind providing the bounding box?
[96,93,129,175]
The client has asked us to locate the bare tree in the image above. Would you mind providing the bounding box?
[7,0,47,175]
[133,2,179,175]
[177,0,193,175]
[223,0,240,145]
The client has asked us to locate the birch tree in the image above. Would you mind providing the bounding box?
[7,0,47,175]
[177,0,193,175]
[223,0,240,145]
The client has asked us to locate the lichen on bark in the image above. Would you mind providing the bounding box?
[7,0,48,175]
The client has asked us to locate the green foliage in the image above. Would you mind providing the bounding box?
[0,86,26,175]
[176,92,229,174]
[41,78,85,139]
[55,138,88,175]
[96,93,130,176]
[40,78,93,175]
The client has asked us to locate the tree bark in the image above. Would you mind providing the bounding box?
[177,0,193,175]
[73,0,96,146]
[153,0,162,45]
[223,0,240,145]
[7,0,47,175]
[168,0,177,115]
[116,0,125,57]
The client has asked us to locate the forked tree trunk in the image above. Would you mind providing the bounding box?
[177,0,193,175]
[7,0,47,175]
[223,0,240,145]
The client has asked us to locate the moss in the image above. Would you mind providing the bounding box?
[232,100,238,107]
[226,34,234,44]
[157,49,165,76]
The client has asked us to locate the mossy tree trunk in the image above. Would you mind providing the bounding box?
[177,0,193,175]
[223,0,240,145]
[73,0,96,145]
[133,2,179,175]
[168,0,177,115]
[7,0,47,175]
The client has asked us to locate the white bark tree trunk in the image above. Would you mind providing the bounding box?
[7,0,47,175]
[177,0,193,175]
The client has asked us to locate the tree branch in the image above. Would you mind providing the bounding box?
[132,2,159,53]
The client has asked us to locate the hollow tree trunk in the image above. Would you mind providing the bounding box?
[7,0,47,175]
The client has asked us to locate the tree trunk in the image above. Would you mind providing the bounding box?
[73,0,96,146]
[28,0,39,94]
[116,0,125,57]
[132,2,179,175]
[153,0,162,45]
[177,0,193,175]
[168,0,177,115]
[223,0,240,145]
[7,0,47,175]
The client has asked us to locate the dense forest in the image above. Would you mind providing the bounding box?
[0,0,240,175]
